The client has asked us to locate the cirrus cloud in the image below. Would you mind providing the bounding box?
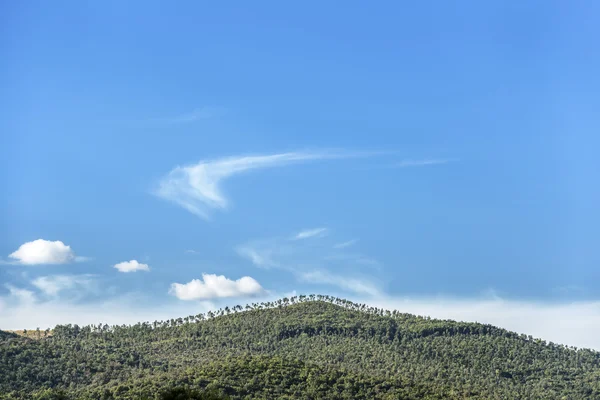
[170,273,264,300]
[334,239,358,249]
[237,230,382,296]
[31,275,95,296]
[293,227,328,240]
[154,150,380,220]
[300,270,381,297]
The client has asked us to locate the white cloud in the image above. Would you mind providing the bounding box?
[7,239,83,265]
[113,260,150,273]
[333,239,358,249]
[185,250,199,254]
[170,273,264,300]
[31,275,94,296]
[394,158,456,167]
[293,228,328,240]
[155,151,373,219]
[301,270,381,297]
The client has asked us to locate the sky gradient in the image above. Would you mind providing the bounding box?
[1,1,599,349]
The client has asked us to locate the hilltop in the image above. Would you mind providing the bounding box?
[5,329,52,339]
[1,295,599,399]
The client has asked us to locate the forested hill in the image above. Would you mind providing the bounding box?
[1,295,599,399]
[0,330,18,341]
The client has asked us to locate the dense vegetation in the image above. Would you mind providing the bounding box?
[1,295,599,399]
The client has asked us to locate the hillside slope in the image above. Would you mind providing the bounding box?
[1,295,599,399]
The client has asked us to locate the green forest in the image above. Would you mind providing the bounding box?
[1,295,599,399]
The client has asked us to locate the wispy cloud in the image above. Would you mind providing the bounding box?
[293,228,328,240]
[31,275,95,296]
[393,158,457,168]
[300,270,381,297]
[5,285,36,305]
[237,231,382,296]
[333,239,358,249]
[155,151,374,219]
[235,246,277,268]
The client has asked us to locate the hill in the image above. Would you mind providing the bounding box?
[5,329,52,339]
[1,295,599,399]
[0,330,18,341]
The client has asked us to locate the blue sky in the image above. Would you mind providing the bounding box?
[1,2,599,349]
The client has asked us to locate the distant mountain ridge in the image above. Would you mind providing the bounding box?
[1,295,599,399]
